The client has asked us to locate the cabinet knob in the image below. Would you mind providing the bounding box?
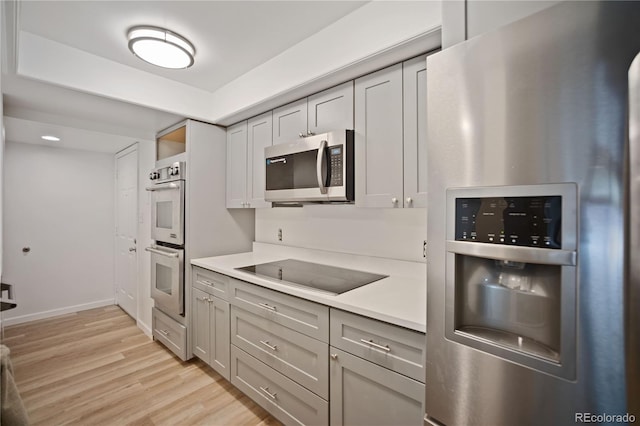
[298,132,305,138]
[330,354,338,360]
[391,197,398,205]
[307,130,315,136]
[406,197,413,205]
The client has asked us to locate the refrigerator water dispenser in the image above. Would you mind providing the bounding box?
[445,184,578,380]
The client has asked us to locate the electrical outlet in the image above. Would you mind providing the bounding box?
[423,240,427,258]
[278,228,283,241]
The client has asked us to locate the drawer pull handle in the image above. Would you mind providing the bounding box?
[360,339,391,352]
[200,279,214,286]
[259,340,278,351]
[260,386,277,400]
[258,303,277,312]
[159,329,170,337]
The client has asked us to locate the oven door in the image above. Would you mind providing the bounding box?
[147,245,184,316]
[148,180,184,245]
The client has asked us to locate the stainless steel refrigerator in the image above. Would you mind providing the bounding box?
[425,2,640,425]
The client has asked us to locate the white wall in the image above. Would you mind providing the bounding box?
[255,206,426,263]
[2,142,115,325]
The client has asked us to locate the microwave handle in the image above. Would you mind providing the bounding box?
[316,139,328,194]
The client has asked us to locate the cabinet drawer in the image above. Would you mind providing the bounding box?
[192,266,229,300]
[231,346,329,426]
[330,309,425,382]
[231,307,328,399]
[229,279,329,341]
[152,307,187,361]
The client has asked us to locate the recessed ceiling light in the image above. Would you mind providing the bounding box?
[41,135,60,141]
[127,26,195,69]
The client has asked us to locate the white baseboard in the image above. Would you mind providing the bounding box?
[3,299,115,326]
[137,319,152,338]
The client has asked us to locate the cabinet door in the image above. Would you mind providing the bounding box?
[307,81,354,135]
[272,98,307,145]
[226,121,248,208]
[403,55,428,208]
[247,112,272,208]
[210,297,231,380]
[355,63,404,208]
[192,288,210,364]
[330,348,424,426]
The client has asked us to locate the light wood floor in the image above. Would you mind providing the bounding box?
[3,305,282,426]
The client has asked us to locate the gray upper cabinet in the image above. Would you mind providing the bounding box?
[247,112,272,208]
[307,81,354,136]
[225,121,248,208]
[403,55,428,208]
[272,98,308,145]
[273,82,354,145]
[355,55,428,209]
[226,113,272,209]
[355,63,404,208]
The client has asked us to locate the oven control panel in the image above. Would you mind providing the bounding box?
[328,145,343,187]
[455,196,562,249]
[149,161,186,183]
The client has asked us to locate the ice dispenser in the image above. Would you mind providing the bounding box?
[445,184,577,380]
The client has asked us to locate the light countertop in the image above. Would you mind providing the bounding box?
[191,242,426,333]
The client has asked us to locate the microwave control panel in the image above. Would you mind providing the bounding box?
[455,195,562,249]
[329,145,343,186]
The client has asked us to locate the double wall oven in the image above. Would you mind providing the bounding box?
[146,162,186,318]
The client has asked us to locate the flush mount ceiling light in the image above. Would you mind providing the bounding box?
[41,135,60,141]
[127,26,195,69]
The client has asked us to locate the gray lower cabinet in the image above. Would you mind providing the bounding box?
[152,307,188,361]
[231,345,329,426]
[231,306,329,399]
[195,270,427,426]
[330,347,424,426]
[192,287,230,380]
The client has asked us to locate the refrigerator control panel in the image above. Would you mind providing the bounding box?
[455,196,561,249]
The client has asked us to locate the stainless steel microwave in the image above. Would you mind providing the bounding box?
[264,130,354,203]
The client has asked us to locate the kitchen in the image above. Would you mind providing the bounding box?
[0,1,638,425]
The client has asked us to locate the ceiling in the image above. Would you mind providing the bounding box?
[2,0,368,153]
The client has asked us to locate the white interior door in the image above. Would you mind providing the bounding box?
[115,146,138,318]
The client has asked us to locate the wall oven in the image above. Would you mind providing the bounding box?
[147,245,184,315]
[147,162,185,246]
[264,130,354,203]
[146,161,185,318]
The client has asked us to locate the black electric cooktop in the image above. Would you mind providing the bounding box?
[235,259,388,295]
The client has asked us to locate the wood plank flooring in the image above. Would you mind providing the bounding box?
[2,305,282,426]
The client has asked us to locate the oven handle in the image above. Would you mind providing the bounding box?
[316,139,328,194]
[145,182,179,191]
[145,246,179,258]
